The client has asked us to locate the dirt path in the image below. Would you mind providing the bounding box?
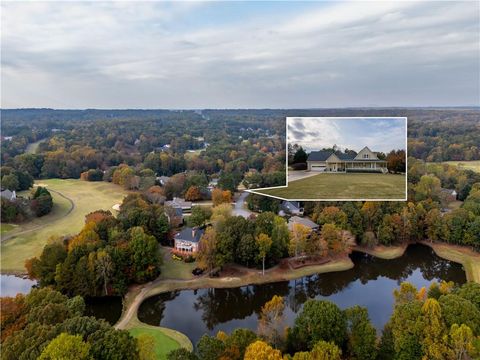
[1,189,75,243]
[115,256,353,330]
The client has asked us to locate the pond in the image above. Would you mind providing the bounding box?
[138,244,466,345]
[0,274,122,325]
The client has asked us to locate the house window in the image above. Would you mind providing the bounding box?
[363,154,369,159]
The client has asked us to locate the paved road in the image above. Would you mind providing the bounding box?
[233,191,253,218]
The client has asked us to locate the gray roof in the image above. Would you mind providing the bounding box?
[165,197,192,209]
[288,216,319,230]
[307,150,333,161]
[307,150,384,162]
[174,227,204,243]
[282,201,302,211]
[0,189,15,200]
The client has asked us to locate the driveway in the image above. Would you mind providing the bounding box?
[233,191,254,218]
[288,170,320,182]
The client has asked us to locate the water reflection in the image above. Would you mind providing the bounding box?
[138,244,466,344]
[0,275,36,297]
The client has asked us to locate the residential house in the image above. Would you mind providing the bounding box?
[174,227,204,253]
[281,201,304,216]
[165,197,192,213]
[307,146,387,173]
[287,216,319,231]
[0,189,16,201]
[157,176,170,186]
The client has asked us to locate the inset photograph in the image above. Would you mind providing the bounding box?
[255,117,407,200]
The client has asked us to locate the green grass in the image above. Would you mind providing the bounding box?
[441,160,480,173]
[256,173,406,200]
[1,223,17,234]
[129,326,181,359]
[1,179,129,274]
[160,249,197,280]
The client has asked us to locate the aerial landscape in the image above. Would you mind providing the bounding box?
[1,1,480,360]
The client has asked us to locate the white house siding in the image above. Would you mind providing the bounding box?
[174,239,199,253]
[354,146,378,160]
[308,161,327,171]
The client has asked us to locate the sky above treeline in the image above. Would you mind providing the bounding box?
[1,1,479,109]
[288,117,406,153]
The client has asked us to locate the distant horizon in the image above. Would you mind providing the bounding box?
[2,106,479,111]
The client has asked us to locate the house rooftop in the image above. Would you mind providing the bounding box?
[288,216,319,230]
[165,197,192,209]
[174,227,204,243]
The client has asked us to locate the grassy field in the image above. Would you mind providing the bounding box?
[441,160,480,173]
[256,173,406,200]
[1,224,17,234]
[160,249,197,280]
[1,179,129,274]
[129,325,183,359]
[25,139,46,154]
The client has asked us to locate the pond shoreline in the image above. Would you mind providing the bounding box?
[114,240,478,355]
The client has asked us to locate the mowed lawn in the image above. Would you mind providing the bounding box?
[257,173,406,200]
[129,326,182,360]
[1,179,129,274]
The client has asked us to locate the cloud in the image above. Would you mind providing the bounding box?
[288,117,406,153]
[1,1,479,108]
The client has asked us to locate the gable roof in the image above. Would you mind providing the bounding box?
[307,150,334,161]
[288,216,319,230]
[174,227,204,243]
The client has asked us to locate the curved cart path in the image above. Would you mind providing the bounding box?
[1,189,75,242]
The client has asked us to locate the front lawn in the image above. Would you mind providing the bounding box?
[160,248,197,280]
[256,173,406,200]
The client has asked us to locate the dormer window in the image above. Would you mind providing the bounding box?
[363,154,369,159]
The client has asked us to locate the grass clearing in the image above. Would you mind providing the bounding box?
[1,224,17,234]
[256,173,406,200]
[440,160,480,173]
[1,179,129,274]
[421,241,480,283]
[129,325,183,359]
[160,250,197,280]
[354,244,408,260]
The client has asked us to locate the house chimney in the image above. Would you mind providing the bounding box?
[192,227,196,238]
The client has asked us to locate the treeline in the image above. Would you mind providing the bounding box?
[0,288,152,360]
[1,186,53,222]
[1,109,286,187]
[167,281,480,360]
[26,194,169,296]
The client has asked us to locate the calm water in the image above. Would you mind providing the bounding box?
[0,274,122,325]
[138,244,466,344]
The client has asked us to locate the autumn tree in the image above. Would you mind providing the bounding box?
[421,298,449,360]
[345,306,377,360]
[256,233,272,275]
[258,295,285,348]
[289,223,310,258]
[212,188,232,206]
[39,333,90,360]
[185,186,202,201]
[244,340,282,360]
[197,227,219,273]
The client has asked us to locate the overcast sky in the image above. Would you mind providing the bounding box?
[288,117,406,153]
[1,1,479,109]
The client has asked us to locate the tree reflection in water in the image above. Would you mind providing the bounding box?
[138,244,466,344]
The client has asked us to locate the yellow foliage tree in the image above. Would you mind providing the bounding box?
[244,340,282,360]
[258,295,285,348]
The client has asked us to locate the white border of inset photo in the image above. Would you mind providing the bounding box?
[248,117,408,202]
